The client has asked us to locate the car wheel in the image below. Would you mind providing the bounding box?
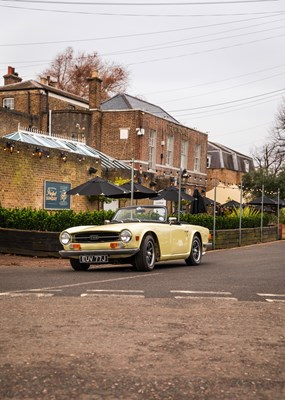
[134,235,156,272]
[185,234,202,266]
[70,258,90,271]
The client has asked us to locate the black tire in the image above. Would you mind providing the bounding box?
[134,235,156,272]
[185,234,202,266]
[70,258,90,271]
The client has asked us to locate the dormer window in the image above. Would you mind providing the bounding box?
[244,160,250,172]
[207,155,211,168]
[3,97,14,110]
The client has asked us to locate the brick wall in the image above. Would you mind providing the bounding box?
[0,137,102,212]
[100,111,208,170]
[99,110,208,194]
[207,168,243,191]
[0,88,88,134]
[0,107,37,137]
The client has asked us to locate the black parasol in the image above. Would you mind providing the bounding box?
[66,176,129,198]
[154,187,194,202]
[119,182,158,199]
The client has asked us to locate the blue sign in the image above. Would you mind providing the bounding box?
[44,181,71,210]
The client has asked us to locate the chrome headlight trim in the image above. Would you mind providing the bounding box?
[119,229,132,243]
[60,231,71,245]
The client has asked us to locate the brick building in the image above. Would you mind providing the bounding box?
[0,67,208,195]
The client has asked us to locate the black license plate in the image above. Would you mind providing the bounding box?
[79,255,109,264]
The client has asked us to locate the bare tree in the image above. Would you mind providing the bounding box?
[251,97,285,174]
[38,47,129,101]
[252,141,285,175]
[273,98,285,148]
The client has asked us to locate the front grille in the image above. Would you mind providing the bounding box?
[74,231,120,243]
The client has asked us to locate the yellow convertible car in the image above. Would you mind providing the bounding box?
[59,205,210,272]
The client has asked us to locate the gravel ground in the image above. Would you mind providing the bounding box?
[0,254,284,400]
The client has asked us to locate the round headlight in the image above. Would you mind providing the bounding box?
[60,231,71,245]
[120,229,132,243]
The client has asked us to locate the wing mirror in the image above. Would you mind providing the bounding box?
[168,217,177,225]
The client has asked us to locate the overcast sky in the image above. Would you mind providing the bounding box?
[1,0,285,157]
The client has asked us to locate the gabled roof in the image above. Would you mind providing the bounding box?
[4,129,131,172]
[0,80,89,105]
[208,141,254,172]
[101,93,179,123]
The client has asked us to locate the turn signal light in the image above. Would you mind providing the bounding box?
[70,243,81,250]
[110,242,125,249]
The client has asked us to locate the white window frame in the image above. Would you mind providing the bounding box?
[194,144,201,172]
[166,135,174,166]
[148,129,157,170]
[3,97,14,110]
[181,140,188,169]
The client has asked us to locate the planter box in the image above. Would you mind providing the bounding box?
[210,226,278,249]
[0,228,61,258]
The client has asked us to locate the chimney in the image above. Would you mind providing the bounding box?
[3,66,22,85]
[87,70,102,109]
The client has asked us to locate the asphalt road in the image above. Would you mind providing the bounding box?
[0,242,284,400]
[0,241,285,302]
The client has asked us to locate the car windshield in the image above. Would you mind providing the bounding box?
[112,206,167,223]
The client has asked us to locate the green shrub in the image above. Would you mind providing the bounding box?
[180,212,270,230]
[0,206,115,232]
[0,205,271,232]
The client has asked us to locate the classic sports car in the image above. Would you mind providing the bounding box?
[59,205,210,272]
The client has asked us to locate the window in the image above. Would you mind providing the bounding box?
[207,156,211,168]
[3,97,14,110]
[194,144,201,172]
[119,128,129,140]
[181,140,188,169]
[166,135,174,166]
[148,129,157,170]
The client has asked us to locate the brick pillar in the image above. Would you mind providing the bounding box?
[87,71,103,150]
[87,71,102,109]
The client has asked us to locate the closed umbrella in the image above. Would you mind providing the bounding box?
[155,187,194,202]
[67,176,129,198]
[120,182,158,199]
[190,189,208,214]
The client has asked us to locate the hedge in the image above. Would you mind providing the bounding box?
[0,206,269,232]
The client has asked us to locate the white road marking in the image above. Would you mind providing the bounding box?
[87,289,144,293]
[81,293,145,298]
[174,296,238,301]
[0,273,161,297]
[7,293,54,297]
[171,290,232,295]
[257,293,285,303]
[265,299,285,303]
[82,289,145,298]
